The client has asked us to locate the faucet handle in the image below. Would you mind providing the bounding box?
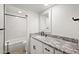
[45,34,47,37]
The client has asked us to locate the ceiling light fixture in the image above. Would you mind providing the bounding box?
[18,11,22,13]
[44,4,49,6]
[16,17,18,18]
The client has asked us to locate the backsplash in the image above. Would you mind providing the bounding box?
[35,32,78,44]
[47,34,78,44]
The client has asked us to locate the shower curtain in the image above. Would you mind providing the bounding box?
[5,14,27,53]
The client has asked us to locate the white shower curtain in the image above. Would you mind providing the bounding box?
[5,14,27,53]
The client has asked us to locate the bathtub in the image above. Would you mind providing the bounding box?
[5,38,27,54]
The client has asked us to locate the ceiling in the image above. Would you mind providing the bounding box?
[10,4,54,13]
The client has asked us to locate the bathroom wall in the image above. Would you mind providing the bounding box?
[52,4,79,39]
[5,5,39,49]
[0,4,4,53]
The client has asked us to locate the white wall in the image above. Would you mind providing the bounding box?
[0,4,4,53]
[52,4,79,39]
[0,4,4,29]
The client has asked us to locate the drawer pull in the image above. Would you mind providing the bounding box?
[45,48,50,52]
[33,45,36,50]
[0,28,5,30]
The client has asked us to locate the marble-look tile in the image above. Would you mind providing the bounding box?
[31,33,79,54]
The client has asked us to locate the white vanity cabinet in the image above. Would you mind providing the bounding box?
[30,35,64,54]
[30,37,43,54]
[43,44,54,54]
[30,36,55,54]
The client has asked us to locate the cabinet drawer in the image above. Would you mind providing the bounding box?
[55,49,63,54]
[30,37,43,54]
[43,44,54,54]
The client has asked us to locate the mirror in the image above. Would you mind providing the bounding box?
[39,8,52,33]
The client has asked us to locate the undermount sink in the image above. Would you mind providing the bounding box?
[44,37,53,43]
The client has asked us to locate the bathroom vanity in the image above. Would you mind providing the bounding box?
[30,33,79,54]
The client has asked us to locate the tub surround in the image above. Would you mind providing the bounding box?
[30,33,79,54]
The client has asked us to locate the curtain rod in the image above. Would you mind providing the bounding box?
[5,13,28,19]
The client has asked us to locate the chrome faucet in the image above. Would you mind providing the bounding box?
[40,31,47,37]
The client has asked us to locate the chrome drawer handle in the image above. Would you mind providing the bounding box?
[33,45,36,50]
[0,28,5,30]
[45,48,50,52]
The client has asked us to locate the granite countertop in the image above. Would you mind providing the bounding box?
[31,33,79,54]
